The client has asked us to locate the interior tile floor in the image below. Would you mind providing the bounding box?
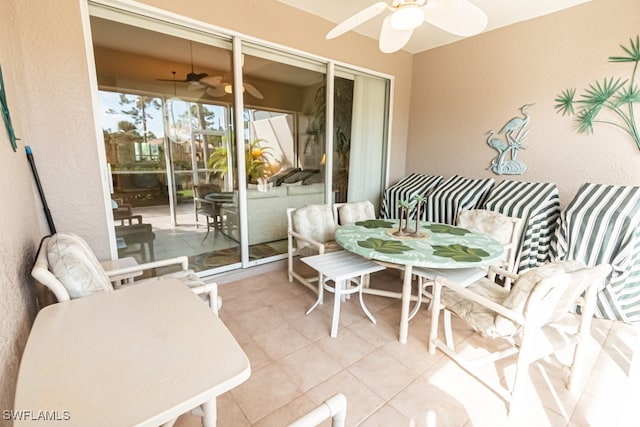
[174,266,639,427]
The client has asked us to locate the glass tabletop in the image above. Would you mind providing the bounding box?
[335,219,504,269]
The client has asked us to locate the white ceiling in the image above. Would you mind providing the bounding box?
[277,0,590,54]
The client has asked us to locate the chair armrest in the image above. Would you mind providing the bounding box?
[288,230,327,252]
[104,256,189,278]
[434,276,526,326]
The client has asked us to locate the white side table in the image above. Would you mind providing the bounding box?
[302,250,386,337]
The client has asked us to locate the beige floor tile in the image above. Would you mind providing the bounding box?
[306,370,386,426]
[381,334,438,375]
[359,404,412,427]
[205,265,637,426]
[253,322,312,360]
[277,344,343,392]
[233,305,287,337]
[387,373,471,427]
[253,394,330,427]
[347,347,420,400]
[216,392,252,427]
[316,328,378,368]
[241,338,274,370]
[230,363,303,424]
[289,309,336,342]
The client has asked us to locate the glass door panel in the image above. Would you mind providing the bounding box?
[91,16,241,273]
[239,43,327,263]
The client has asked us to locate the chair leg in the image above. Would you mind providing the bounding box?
[443,310,454,350]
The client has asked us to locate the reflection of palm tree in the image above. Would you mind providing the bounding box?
[499,104,533,142]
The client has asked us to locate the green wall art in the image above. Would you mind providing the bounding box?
[0,65,18,151]
[555,36,640,151]
[487,104,532,175]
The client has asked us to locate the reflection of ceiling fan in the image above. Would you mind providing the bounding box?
[200,75,264,99]
[157,42,207,90]
[326,0,488,53]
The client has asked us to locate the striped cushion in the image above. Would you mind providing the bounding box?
[551,183,640,322]
[381,173,443,219]
[483,180,560,273]
[423,175,495,224]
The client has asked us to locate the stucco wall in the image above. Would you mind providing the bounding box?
[0,0,115,415]
[0,1,42,416]
[407,0,640,206]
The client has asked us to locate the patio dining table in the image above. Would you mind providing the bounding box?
[335,219,504,343]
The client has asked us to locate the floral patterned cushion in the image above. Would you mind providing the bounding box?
[457,209,516,246]
[47,232,113,299]
[442,260,587,338]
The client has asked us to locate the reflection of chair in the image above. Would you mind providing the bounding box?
[32,232,220,313]
[410,209,524,318]
[333,201,376,225]
[111,198,142,225]
[286,205,340,293]
[115,223,155,262]
[193,184,222,240]
[428,261,612,420]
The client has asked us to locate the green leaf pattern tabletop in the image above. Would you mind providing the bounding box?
[335,219,504,268]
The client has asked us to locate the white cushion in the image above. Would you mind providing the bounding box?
[292,205,337,251]
[338,201,376,225]
[47,232,113,299]
[457,209,516,245]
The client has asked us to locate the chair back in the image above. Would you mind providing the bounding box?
[289,204,337,251]
[457,209,524,273]
[495,261,611,333]
[32,233,113,302]
[333,201,376,225]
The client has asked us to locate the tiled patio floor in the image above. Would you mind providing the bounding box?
[175,266,639,427]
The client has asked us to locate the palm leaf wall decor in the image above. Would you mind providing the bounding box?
[554,36,640,150]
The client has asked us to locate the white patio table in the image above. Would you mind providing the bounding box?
[14,279,250,427]
[335,219,504,343]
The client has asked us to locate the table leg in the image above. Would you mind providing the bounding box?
[201,398,217,427]
[330,279,344,338]
[399,264,413,344]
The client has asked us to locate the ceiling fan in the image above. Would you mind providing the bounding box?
[326,0,488,53]
[157,42,208,90]
[200,75,264,99]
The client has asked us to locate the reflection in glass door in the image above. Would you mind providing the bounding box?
[90,5,391,275]
[92,16,243,273]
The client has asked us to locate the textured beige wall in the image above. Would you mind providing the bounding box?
[138,0,413,184]
[0,0,113,415]
[0,1,42,416]
[407,0,640,206]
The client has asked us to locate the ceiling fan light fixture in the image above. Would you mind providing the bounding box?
[389,5,424,31]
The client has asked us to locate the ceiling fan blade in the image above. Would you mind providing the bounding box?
[326,1,388,40]
[206,86,226,97]
[188,81,206,91]
[423,0,487,37]
[379,15,413,53]
[244,83,264,100]
[199,75,223,87]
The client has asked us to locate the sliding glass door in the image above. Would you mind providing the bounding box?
[89,1,391,275]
